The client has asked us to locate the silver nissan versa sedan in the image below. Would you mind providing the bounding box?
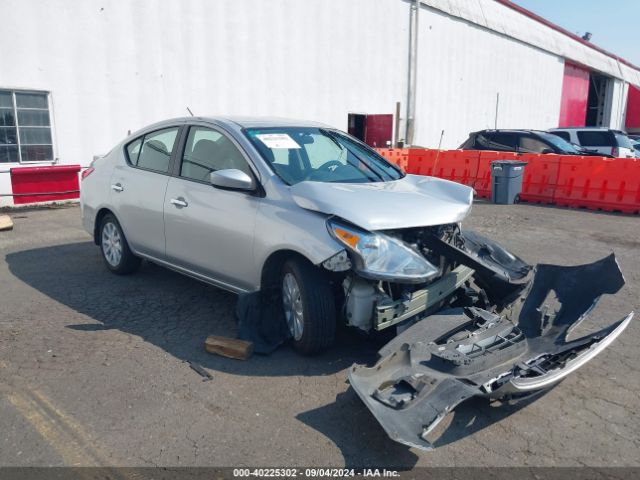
[81,116,633,450]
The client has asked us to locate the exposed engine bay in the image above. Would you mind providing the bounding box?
[336,225,532,334]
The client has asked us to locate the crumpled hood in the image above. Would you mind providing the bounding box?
[290,174,474,231]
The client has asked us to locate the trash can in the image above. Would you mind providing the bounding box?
[491,160,527,204]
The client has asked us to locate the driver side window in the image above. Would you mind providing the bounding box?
[180,126,250,182]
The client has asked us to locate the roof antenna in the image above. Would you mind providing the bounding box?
[186,107,194,117]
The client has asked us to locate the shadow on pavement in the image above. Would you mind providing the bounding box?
[6,241,383,378]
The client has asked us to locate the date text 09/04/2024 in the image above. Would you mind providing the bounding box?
[232,468,400,477]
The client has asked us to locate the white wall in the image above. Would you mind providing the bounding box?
[0,0,409,171]
[2,0,637,205]
[413,4,565,149]
[420,0,640,89]
[604,79,629,130]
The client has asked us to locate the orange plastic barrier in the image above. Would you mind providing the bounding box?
[377,148,409,171]
[376,147,640,214]
[446,150,479,186]
[408,148,440,176]
[519,154,561,203]
[554,156,640,214]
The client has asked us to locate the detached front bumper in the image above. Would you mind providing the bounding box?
[349,254,634,451]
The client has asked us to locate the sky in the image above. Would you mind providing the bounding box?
[512,0,640,66]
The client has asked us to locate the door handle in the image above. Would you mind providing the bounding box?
[170,197,188,208]
[111,183,124,192]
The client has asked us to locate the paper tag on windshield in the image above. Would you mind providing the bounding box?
[255,133,301,149]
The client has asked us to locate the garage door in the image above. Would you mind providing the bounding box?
[559,62,590,127]
[625,85,640,133]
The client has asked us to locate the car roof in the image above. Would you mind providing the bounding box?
[142,116,330,130]
[473,129,549,135]
[549,127,625,133]
[212,116,330,129]
[125,116,333,143]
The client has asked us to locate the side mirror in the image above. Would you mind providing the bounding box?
[541,148,554,154]
[210,169,255,191]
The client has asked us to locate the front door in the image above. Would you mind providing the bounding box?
[163,125,260,292]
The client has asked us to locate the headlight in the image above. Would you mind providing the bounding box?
[327,219,439,283]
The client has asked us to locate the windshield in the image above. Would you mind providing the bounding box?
[614,133,634,149]
[245,127,403,185]
[537,132,582,154]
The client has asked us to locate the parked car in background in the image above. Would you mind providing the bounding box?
[628,134,640,157]
[548,127,636,158]
[458,129,604,156]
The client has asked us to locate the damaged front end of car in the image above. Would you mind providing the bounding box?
[324,220,633,451]
[324,219,533,335]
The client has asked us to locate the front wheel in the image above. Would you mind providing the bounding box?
[99,213,141,274]
[281,258,336,355]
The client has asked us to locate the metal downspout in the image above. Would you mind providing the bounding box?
[406,0,419,145]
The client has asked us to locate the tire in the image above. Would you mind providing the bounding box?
[281,257,336,355]
[99,213,141,275]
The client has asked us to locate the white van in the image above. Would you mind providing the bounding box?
[548,128,636,158]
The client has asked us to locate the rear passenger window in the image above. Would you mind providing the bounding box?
[477,133,517,151]
[126,127,179,173]
[519,137,551,153]
[577,131,615,147]
[126,138,142,165]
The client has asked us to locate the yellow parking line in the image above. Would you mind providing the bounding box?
[30,389,103,458]
[6,389,105,466]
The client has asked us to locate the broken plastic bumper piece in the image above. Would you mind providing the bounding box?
[348,254,633,451]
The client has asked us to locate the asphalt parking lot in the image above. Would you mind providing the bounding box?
[0,203,638,468]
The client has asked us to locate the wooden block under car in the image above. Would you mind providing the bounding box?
[205,335,254,360]
[0,215,13,231]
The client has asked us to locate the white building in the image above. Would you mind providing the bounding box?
[1,0,640,206]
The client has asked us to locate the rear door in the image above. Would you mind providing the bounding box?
[163,124,261,292]
[110,125,182,258]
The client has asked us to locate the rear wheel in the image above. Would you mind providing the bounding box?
[99,213,141,274]
[281,258,336,355]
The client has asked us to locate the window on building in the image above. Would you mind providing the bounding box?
[0,90,54,163]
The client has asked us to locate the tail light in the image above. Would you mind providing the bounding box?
[81,167,95,180]
[611,147,619,157]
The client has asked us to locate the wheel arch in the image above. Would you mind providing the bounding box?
[260,249,318,290]
[93,208,118,245]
